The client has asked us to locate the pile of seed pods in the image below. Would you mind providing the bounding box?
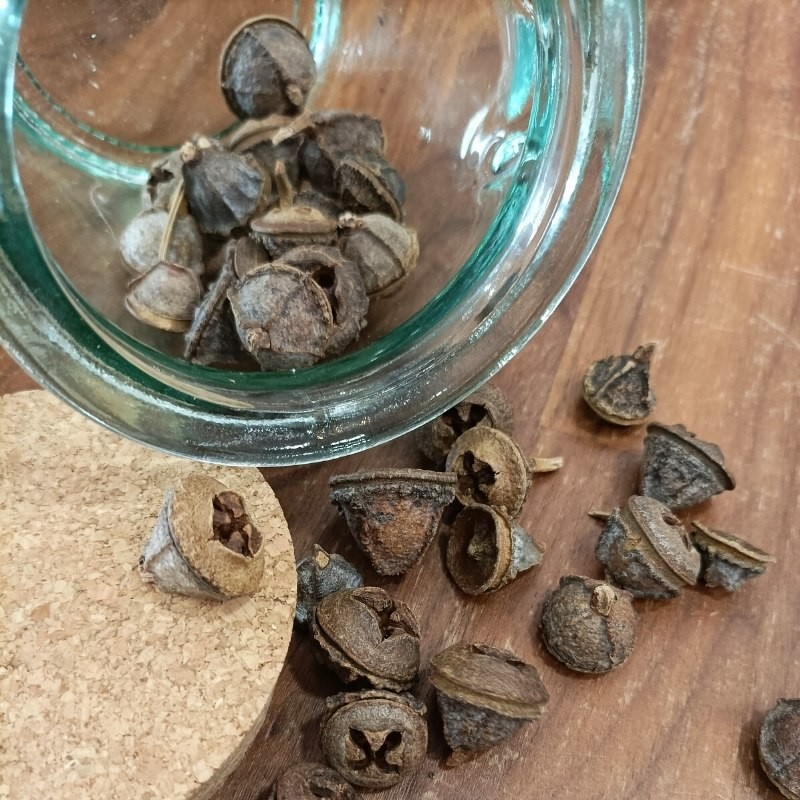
[120,16,418,371]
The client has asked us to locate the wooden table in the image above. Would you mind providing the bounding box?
[4,2,799,798]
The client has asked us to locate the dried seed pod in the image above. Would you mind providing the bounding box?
[281,245,368,356]
[414,382,514,468]
[220,17,316,119]
[125,261,203,333]
[267,761,360,800]
[329,469,456,576]
[691,521,775,592]
[139,473,265,600]
[233,235,270,279]
[445,427,562,519]
[336,155,404,220]
[295,544,364,628]
[310,586,421,690]
[640,422,736,510]
[338,213,419,297]
[184,255,253,368]
[582,343,656,425]
[321,689,427,789]
[181,139,265,237]
[228,263,333,370]
[446,504,542,595]
[594,495,701,599]
[120,208,204,277]
[429,642,549,766]
[295,184,346,218]
[759,698,800,800]
[540,576,638,673]
[143,148,184,210]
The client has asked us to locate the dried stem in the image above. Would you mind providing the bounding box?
[588,509,612,521]
[529,456,564,473]
[159,178,185,262]
[274,161,295,209]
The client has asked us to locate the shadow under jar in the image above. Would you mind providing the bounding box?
[0,0,644,465]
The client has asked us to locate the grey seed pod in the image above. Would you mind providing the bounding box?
[310,586,421,690]
[295,544,363,628]
[220,17,316,119]
[267,761,360,800]
[336,155,404,221]
[582,342,657,425]
[430,642,549,766]
[329,469,456,576]
[338,213,419,297]
[120,209,204,277]
[295,184,347,218]
[181,139,265,237]
[250,205,339,260]
[540,576,638,673]
[233,235,270,280]
[446,504,542,595]
[321,689,427,789]
[691,521,775,592]
[759,698,800,800]
[594,495,701,599]
[143,148,184,211]
[640,422,736,510]
[228,262,333,370]
[414,382,514,468]
[281,245,368,356]
[125,261,203,333]
[139,473,265,601]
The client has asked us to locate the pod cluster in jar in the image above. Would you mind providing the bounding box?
[119,16,419,371]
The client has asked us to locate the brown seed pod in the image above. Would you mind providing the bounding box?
[640,422,736,510]
[220,17,316,119]
[139,473,265,600]
[181,139,266,237]
[227,262,333,370]
[759,698,800,800]
[233,235,270,279]
[267,761,360,800]
[125,261,203,333]
[594,495,701,599]
[582,342,657,425]
[446,504,542,595]
[336,155,404,220]
[414,382,514,468]
[445,427,562,519]
[338,213,419,297]
[429,642,549,766]
[540,576,638,673]
[281,245,368,356]
[120,208,204,277]
[295,545,364,629]
[320,689,427,790]
[310,586,421,691]
[691,521,775,592]
[329,469,456,576]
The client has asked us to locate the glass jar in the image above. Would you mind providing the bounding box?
[0,0,644,465]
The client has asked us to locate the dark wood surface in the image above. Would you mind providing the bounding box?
[5,2,800,798]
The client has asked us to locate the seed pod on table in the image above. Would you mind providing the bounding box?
[295,544,363,629]
[120,208,204,277]
[267,761,360,800]
[220,17,316,119]
[640,422,736,510]
[310,586,421,691]
[321,689,427,789]
[125,261,203,333]
[759,698,800,800]
[594,495,701,599]
[540,576,638,673]
[430,642,549,766]
[446,504,542,595]
[329,469,456,576]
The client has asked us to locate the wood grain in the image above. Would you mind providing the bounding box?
[4,1,799,799]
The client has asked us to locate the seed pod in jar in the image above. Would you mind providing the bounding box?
[759,698,800,800]
[540,576,638,673]
[120,208,205,277]
[295,545,363,629]
[446,504,542,595]
[415,382,514,468]
[233,235,270,280]
[336,155,405,221]
[139,473,266,600]
[310,586,421,691]
[125,261,203,333]
[321,689,427,789]
[593,495,701,599]
[338,213,419,297]
[181,138,266,237]
[281,245,368,356]
[227,262,333,370]
[640,422,736,510]
[430,642,549,766]
[143,148,184,211]
[220,16,316,119]
[267,762,360,800]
